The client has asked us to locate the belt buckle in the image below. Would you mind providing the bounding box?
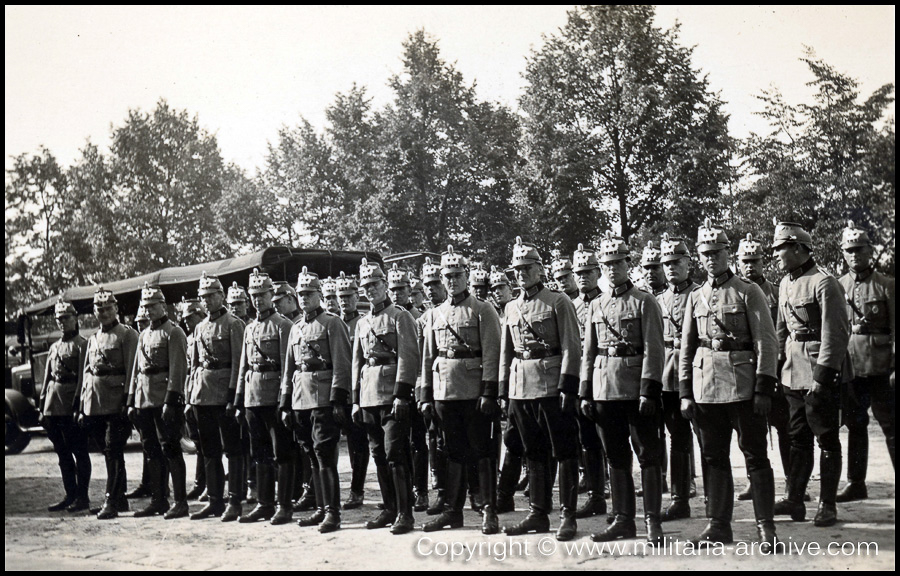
[607,345,618,357]
[851,325,861,334]
[300,362,309,372]
[367,357,377,367]
[522,350,532,360]
[672,338,680,349]
[712,339,723,351]
[447,349,456,359]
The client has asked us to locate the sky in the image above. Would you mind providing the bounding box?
[5,6,895,175]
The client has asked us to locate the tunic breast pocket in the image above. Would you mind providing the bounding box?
[373,324,397,354]
[693,307,710,339]
[100,345,123,369]
[618,317,642,343]
[210,335,230,359]
[721,302,749,335]
[150,343,168,366]
[531,312,555,342]
[863,298,888,327]
[259,338,280,362]
[457,317,480,348]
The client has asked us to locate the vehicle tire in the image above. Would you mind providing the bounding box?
[5,402,32,455]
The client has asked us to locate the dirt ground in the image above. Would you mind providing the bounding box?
[5,424,894,571]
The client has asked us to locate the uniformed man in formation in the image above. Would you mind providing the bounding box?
[679,220,779,551]
[469,262,491,302]
[82,288,139,520]
[386,264,430,512]
[188,273,246,521]
[321,277,342,316]
[351,259,420,534]
[42,298,90,513]
[129,283,190,519]
[581,234,665,545]
[568,245,608,520]
[656,234,699,521]
[837,222,895,501]
[335,271,370,510]
[179,296,208,504]
[500,237,582,541]
[418,258,451,516]
[772,222,851,528]
[420,246,502,534]
[734,234,795,503]
[641,241,668,296]
[551,251,580,301]
[281,267,352,532]
[491,264,528,513]
[236,269,295,524]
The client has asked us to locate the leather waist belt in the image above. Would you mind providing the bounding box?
[52,375,78,384]
[88,366,125,377]
[515,348,561,360]
[438,349,482,359]
[664,339,681,350]
[852,325,890,335]
[139,366,167,375]
[699,338,753,351]
[790,333,820,343]
[202,360,232,370]
[366,357,397,367]
[599,343,644,357]
[296,361,333,372]
[250,364,280,373]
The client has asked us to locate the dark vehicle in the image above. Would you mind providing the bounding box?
[6,246,382,454]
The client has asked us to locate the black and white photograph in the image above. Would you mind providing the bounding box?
[5,5,894,570]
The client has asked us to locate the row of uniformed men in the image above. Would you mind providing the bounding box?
[40,219,892,545]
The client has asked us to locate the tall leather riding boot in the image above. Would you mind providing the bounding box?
[814,450,841,527]
[191,458,226,520]
[642,466,664,545]
[503,458,551,535]
[221,453,244,522]
[576,448,607,518]
[239,462,276,522]
[837,427,868,502]
[467,460,483,512]
[295,454,316,511]
[134,458,170,517]
[187,449,207,500]
[97,457,123,520]
[479,458,500,535]
[662,451,691,521]
[126,454,151,499]
[750,468,777,553]
[318,465,342,533]
[423,460,465,532]
[272,458,297,525]
[390,463,415,534]
[693,467,733,544]
[68,444,92,511]
[426,447,448,515]
[591,467,636,541]
[366,464,397,529]
[556,458,578,541]
[344,447,368,509]
[164,449,189,520]
[774,447,814,521]
[497,451,522,514]
[48,452,78,512]
[413,446,429,511]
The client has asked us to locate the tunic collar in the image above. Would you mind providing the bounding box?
[304,307,324,323]
[612,281,634,297]
[451,290,471,306]
[150,316,169,330]
[257,308,276,321]
[851,267,874,283]
[789,258,816,281]
[523,283,543,300]
[372,297,393,315]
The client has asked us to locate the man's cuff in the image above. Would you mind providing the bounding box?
[330,387,350,405]
[480,381,498,398]
[639,378,662,399]
[126,394,135,408]
[225,387,237,406]
[813,365,840,387]
[234,392,245,410]
[558,374,579,395]
[678,380,694,401]
[164,391,184,405]
[499,380,508,399]
[393,381,415,401]
[754,373,777,396]
[278,393,291,411]
[579,380,592,399]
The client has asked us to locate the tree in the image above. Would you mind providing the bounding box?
[111,99,225,275]
[518,5,733,252]
[5,147,71,315]
[735,49,895,275]
[211,163,275,256]
[375,30,521,257]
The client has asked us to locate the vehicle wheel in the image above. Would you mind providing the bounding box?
[5,403,32,454]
